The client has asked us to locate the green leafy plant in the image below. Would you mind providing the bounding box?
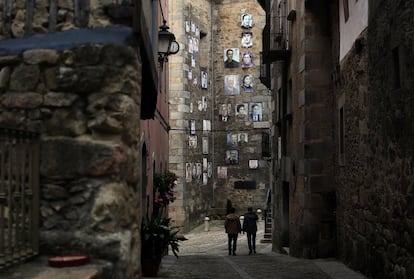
[153,172,178,208]
[141,217,180,259]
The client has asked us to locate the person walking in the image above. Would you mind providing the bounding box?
[243,207,259,255]
[224,207,242,256]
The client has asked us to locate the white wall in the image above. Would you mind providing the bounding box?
[339,0,368,61]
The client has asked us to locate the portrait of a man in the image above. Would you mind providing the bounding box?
[241,13,253,29]
[189,135,197,148]
[227,133,238,147]
[241,51,253,68]
[186,163,192,182]
[217,166,227,179]
[190,119,196,136]
[224,75,240,95]
[225,150,239,165]
[219,104,231,122]
[241,32,253,48]
[201,70,208,89]
[249,103,262,122]
[224,48,240,68]
[202,137,209,154]
[238,132,248,143]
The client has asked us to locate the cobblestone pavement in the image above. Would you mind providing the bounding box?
[146,220,367,279]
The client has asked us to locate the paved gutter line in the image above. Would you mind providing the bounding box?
[222,256,253,279]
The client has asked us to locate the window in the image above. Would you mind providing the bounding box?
[343,0,349,22]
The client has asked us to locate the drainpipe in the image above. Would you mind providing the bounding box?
[209,0,216,208]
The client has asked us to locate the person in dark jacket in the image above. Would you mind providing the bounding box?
[242,207,259,255]
[224,207,242,256]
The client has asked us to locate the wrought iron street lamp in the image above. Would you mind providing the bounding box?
[158,20,179,68]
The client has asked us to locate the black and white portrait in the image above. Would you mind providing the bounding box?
[201,69,208,89]
[189,135,197,148]
[203,120,211,132]
[202,137,209,154]
[241,51,253,68]
[188,36,194,54]
[217,166,227,179]
[190,119,196,135]
[241,13,253,29]
[238,132,248,143]
[224,75,240,95]
[248,159,259,169]
[242,74,254,92]
[249,103,262,122]
[236,103,248,121]
[196,162,202,180]
[227,133,238,147]
[224,48,240,68]
[186,162,192,182]
[241,32,253,48]
[225,150,239,165]
[219,103,231,122]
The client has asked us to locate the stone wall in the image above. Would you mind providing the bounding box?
[0,44,142,278]
[336,0,414,278]
[212,0,270,216]
[168,0,271,231]
[271,0,336,258]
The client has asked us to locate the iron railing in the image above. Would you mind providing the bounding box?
[2,0,91,38]
[0,128,39,269]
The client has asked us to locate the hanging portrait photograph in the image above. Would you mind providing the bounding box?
[186,162,192,182]
[235,103,248,121]
[227,133,238,147]
[200,69,208,90]
[225,150,239,165]
[241,13,253,29]
[248,159,259,169]
[242,74,254,92]
[190,119,196,135]
[249,103,263,122]
[238,132,248,143]
[217,166,227,179]
[224,48,240,68]
[202,137,209,154]
[224,74,240,95]
[241,51,253,69]
[188,135,197,148]
[241,32,253,48]
[219,103,231,122]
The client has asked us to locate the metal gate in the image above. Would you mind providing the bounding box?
[0,128,39,269]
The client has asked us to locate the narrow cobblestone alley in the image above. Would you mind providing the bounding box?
[146,220,367,279]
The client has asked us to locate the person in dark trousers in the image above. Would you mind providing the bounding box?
[243,207,259,255]
[224,207,242,256]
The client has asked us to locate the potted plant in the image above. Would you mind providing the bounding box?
[153,172,178,217]
[141,216,180,277]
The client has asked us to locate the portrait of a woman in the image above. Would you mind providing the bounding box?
[241,51,253,68]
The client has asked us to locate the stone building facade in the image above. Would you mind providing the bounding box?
[335,0,414,278]
[265,0,336,258]
[0,0,163,277]
[168,0,272,231]
[262,0,414,278]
